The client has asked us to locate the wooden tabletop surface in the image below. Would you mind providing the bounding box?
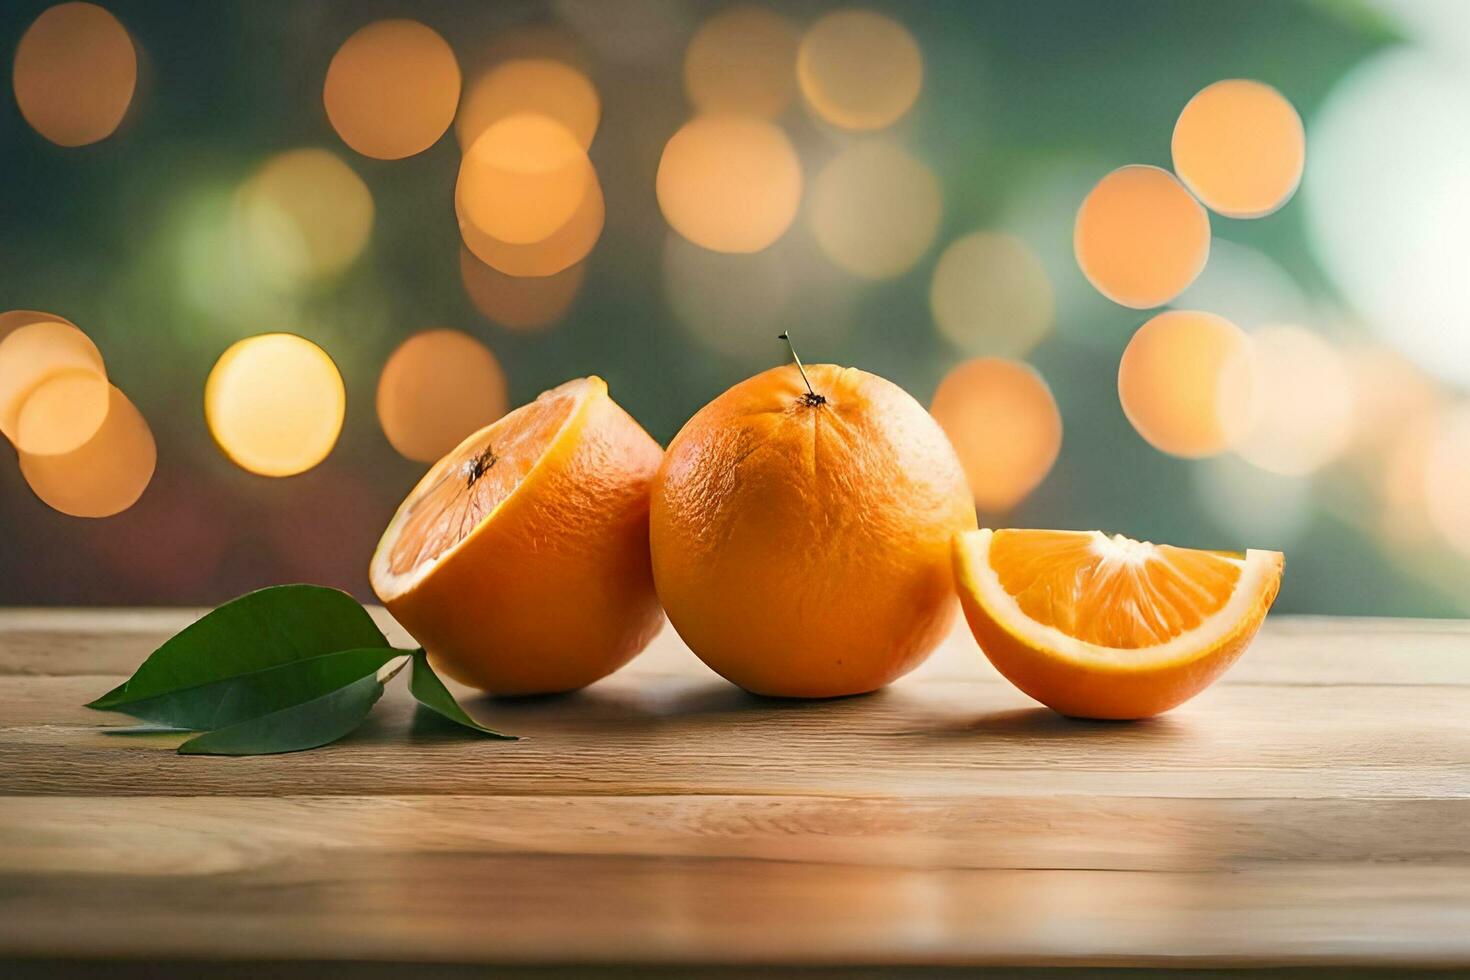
[2,609,1469,978]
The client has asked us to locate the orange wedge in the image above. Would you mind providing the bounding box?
[370,377,664,695]
[953,529,1283,719]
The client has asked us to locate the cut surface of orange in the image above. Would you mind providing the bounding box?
[371,377,664,695]
[953,528,1282,719]
[380,383,577,583]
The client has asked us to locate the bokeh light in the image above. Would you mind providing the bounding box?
[457,58,600,152]
[1117,310,1256,458]
[376,329,508,464]
[1424,404,1470,559]
[0,319,107,448]
[14,369,112,457]
[657,114,802,254]
[1346,345,1443,461]
[235,148,374,289]
[1307,47,1470,387]
[809,141,940,279]
[323,19,461,160]
[1171,79,1305,218]
[999,161,1125,351]
[1381,407,1441,547]
[1231,325,1355,476]
[1171,238,1310,330]
[458,114,596,246]
[171,187,302,336]
[929,357,1062,513]
[797,9,922,131]
[460,248,585,331]
[1074,165,1211,309]
[19,383,154,518]
[684,5,799,118]
[13,2,136,147]
[0,309,80,346]
[457,158,605,277]
[930,232,1054,356]
[204,334,346,478]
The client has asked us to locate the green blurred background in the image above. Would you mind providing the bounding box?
[3,0,1468,615]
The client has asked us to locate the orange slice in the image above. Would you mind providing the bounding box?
[370,377,664,695]
[953,528,1283,719]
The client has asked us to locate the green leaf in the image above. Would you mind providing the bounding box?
[89,585,388,710]
[102,647,401,730]
[409,650,517,739]
[178,656,409,756]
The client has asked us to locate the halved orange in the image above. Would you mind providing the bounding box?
[953,528,1283,719]
[370,377,664,695]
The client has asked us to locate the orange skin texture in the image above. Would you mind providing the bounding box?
[954,541,1283,719]
[651,364,977,698]
[382,383,665,695]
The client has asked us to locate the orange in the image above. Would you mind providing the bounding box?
[370,377,664,695]
[953,528,1283,719]
[650,359,976,698]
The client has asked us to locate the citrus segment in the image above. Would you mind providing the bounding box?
[954,528,1282,718]
[990,529,1242,648]
[370,377,664,695]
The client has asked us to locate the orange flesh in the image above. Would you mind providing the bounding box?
[989,529,1242,648]
[387,384,578,576]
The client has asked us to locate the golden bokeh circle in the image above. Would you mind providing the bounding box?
[458,114,596,246]
[797,9,922,131]
[13,2,136,146]
[20,383,155,518]
[236,148,374,288]
[1075,165,1211,309]
[809,141,940,279]
[930,232,1054,356]
[1117,309,1256,458]
[457,159,605,277]
[0,319,107,448]
[656,114,802,254]
[930,357,1062,513]
[685,5,799,118]
[457,59,600,152]
[377,329,509,463]
[324,19,461,160]
[14,369,112,457]
[1173,79,1305,219]
[204,334,346,478]
[0,309,79,345]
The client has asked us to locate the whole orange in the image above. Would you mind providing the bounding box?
[651,360,976,697]
[371,377,664,695]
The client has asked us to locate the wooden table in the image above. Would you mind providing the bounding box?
[2,610,1469,978]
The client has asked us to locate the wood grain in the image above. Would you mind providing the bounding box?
[1,610,1469,976]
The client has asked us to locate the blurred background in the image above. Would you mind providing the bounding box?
[2,0,1469,615]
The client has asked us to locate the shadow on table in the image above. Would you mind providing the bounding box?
[912,705,1187,741]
